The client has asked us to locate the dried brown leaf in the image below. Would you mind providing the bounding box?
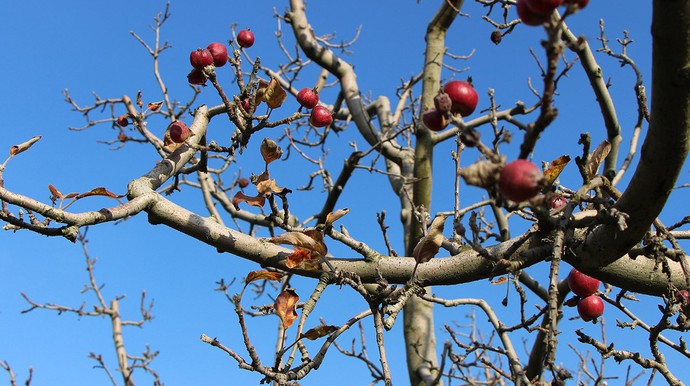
[491,276,508,285]
[586,140,611,179]
[270,230,327,257]
[275,289,299,329]
[245,270,284,286]
[459,160,502,188]
[259,77,287,109]
[260,138,283,165]
[300,325,339,340]
[543,155,571,186]
[256,178,290,197]
[413,215,447,264]
[48,184,64,199]
[9,136,42,157]
[76,187,125,199]
[325,208,350,227]
[147,101,164,112]
[285,247,321,270]
[232,191,266,210]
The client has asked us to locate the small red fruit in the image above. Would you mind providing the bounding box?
[577,295,604,322]
[116,115,129,127]
[296,88,319,109]
[516,0,549,26]
[549,194,568,209]
[237,29,255,48]
[422,109,448,132]
[238,177,250,188]
[168,120,191,144]
[443,80,479,117]
[187,68,206,85]
[567,268,600,297]
[309,105,332,127]
[241,97,256,113]
[190,48,214,70]
[498,159,543,202]
[526,0,563,15]
[207,42,228,67]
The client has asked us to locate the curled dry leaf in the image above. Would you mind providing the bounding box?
[459,160,503,189]
[270,230,327,257]
[300,324,339,340]
[48,184,64,199]
[9,136,42,157]
[325,208,350,227]
[275,289,299,329]
[260,138,283,165]
[543,155,571,186]
[244,270,284,287]
[232,191,266,210]
[147,101,164,112]
[256,178,291,197]
[285,247,322,270]
[413,215,448,264]
[491,276,508,285]
[586,140,611,179]
[256,77,287,109]
[76,187,125,200]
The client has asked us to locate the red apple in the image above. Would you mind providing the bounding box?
[567,268,600,297]
[422,109,448,132]
[190,48,214,70]
[237,29,255,48]
[577,295,604,321]
[297,88,320,109]
[498,159,543,202]
[187,68,206,85]
[207,42,228,67]
[443,80,479,117]
[310,105,332,127]
[526,0,563,15]
[516,0,549,26]
[168,120,191,143]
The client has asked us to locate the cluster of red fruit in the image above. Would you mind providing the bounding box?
[296,88,332,128]
[567,268,604,322]
[187,29,255,85]
[517,0,589,26]
[423,80,479,132]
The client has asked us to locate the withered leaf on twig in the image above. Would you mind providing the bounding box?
[275,289,299,329]
[232,191,266,210]
[75,187,125,200]
[147,101,164,112]
[260,138,283,165]
[459,160,502,189]
[543,155,570,186]
[255,77,287,109]
[270,229,327,270]
[586,140,611,179]
[300,324,339,340]
[9,136,42,157]
[244,270,284,287]
[413,215,448,264]
[325,208,350,227]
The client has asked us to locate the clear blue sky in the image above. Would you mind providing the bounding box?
[1,1,687,385]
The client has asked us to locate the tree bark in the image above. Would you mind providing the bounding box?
[575,0,690,272]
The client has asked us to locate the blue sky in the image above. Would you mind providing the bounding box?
[1,1,688,385]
